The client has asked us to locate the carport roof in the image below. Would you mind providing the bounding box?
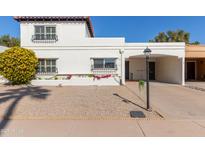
[186,45,205,58]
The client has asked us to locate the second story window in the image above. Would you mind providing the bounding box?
[46,27,56,40]
[35,26,44,40]
[33,26,57,42]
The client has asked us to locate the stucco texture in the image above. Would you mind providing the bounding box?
[128,56,183,84]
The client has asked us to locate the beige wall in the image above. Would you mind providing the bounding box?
[156,57,182,84]
[185,45,205,81]
[197,59,205,80]
[129,58,145,80]
[128,56,183,84]
[129,58,156,80]
[186,45,205,58]
[186,58,205,80]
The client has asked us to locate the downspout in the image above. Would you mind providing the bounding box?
[119,49,125,85]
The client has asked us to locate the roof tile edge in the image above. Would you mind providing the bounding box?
[13,16,94,37]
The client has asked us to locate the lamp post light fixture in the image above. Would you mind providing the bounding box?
[143,47,152,111]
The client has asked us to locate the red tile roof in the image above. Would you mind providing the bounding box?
[14,16,94,37]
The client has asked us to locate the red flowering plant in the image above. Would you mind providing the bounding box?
[67,74,72,80]
[93,74,112,80]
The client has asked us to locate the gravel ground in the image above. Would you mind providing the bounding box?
[0,84,160,119]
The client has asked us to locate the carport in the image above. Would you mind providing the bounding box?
[123,43,185,85]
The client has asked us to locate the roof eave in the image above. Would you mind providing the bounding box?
[13,16,94,37]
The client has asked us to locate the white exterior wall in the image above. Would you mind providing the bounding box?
[20,21,92,47]
[124,43,185,85]
[128,56,185,84]
[129,58,145,80]
[24,41,185,86]
[19,20,126,86]
[0,46,8,53]
[129,57,157,80]
[124,43,185,58]
[33,48,121,74]
[155,56,183,84]
[22,38,125,86]
[0,46,8,83]
[18,20,186,86]
[31,77,121,86]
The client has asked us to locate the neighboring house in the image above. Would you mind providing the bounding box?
[0,46,8,53]
[0,46,8,83]
[14,16,185,86]
[185,45,205,81]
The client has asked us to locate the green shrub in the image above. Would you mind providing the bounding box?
[0,47,38,85]
[138,80,145,91]
[87,74,93,78]
[54,76,58,80]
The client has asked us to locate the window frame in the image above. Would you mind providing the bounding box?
[34,25,56,40]
[92,58,117,70]
[93,58,104,69]
[37,59,57,74]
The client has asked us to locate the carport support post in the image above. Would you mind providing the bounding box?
[146,55,150,111]
[181,57,185,86]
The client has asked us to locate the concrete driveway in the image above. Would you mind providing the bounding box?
[126,82,205,119]
[186,81,205,91]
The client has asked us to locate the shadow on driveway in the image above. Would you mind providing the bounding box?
[0,86,50,135]
[113,93,147,111]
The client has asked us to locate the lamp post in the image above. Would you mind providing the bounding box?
[143,47,152,111]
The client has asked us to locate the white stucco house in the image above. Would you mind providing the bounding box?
[0,46,8,83]
[0,46,8,53]
[14,16,185,86]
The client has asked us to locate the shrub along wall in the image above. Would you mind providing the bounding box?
[0,47,38,85]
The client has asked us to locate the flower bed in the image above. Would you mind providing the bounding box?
[35,74,113,81]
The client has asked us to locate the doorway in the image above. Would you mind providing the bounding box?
[186,61,196,80]
[125,61,129,80]
[149,62,155,80]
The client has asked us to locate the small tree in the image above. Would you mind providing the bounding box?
[149,30,190,43]
[0,47,38,85]
[190,41,200,45]
[0,35,20,47]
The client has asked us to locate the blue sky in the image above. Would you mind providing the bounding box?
[0,16,205,43]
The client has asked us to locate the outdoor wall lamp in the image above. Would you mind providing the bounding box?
[143,47,152,111]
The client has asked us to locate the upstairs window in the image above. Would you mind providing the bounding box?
[35,26,45,40]
[33,26,57,41]
[92,58,117,70]
[46,27,56,40]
